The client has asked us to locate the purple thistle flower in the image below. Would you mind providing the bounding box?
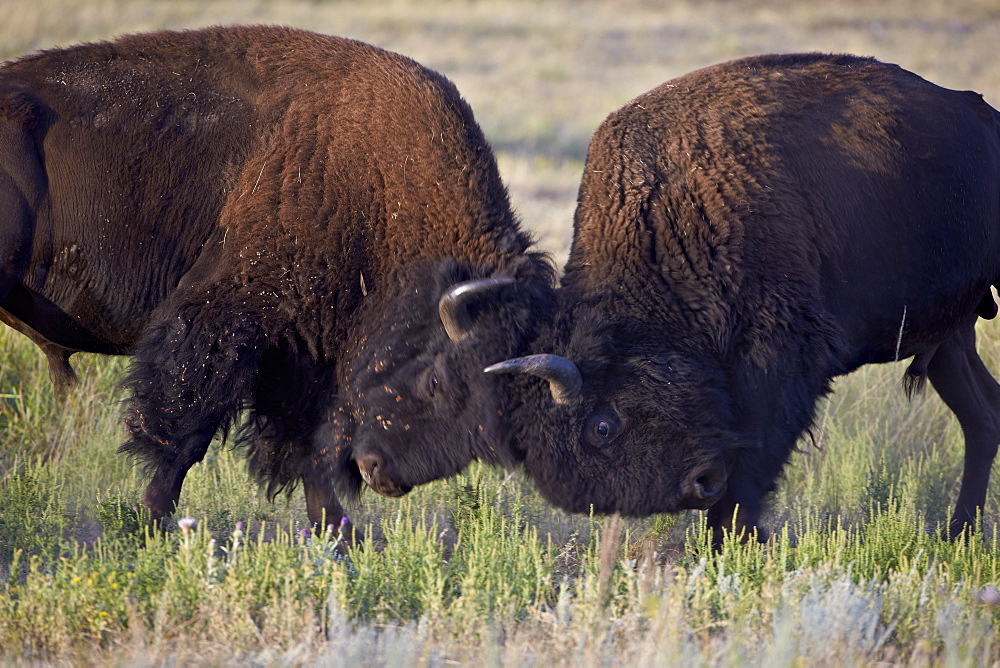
[978,585,1000,606]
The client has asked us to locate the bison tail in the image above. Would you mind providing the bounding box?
[902,360,929,399]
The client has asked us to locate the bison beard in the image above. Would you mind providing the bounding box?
[0,26,554,527]
[491,52,1000,547]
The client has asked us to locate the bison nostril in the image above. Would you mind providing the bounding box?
[354,451,411,498]
[686,464,727,504]
[694,474,722,500]
[357,453,382,483]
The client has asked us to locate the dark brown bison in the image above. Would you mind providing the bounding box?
[0,25,553,527]
[486,53,1000,545]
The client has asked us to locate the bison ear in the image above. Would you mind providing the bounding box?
[484,354,582,404]
[438,277,516,342]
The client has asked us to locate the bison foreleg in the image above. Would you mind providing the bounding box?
[706,472,768,550]
[138,429,218,520]
[120,285,264,520]
[925,319,1000,539]
[302,466,345,531]
[302,407,364,545]
[302,462,364,548]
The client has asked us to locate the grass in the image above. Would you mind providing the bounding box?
[1,329,999,664]
[3,0,1000,663]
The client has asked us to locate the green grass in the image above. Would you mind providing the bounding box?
[1,324,999,664]
[4,0,1000,663]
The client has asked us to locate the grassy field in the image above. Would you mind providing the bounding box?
[2,0,1000,664]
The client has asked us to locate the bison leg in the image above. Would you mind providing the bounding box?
[0,161,80,396]
[709,367,811,549]
[139,429,218,520]
[925,318,1000,539]
[302,465,347,531]
[300,442,364,546]
[0,308,79,395]
[247,350,358,538]
[706,472,769,550]
[38,342,78,396]
[120,284,263,521]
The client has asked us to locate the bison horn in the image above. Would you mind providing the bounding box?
[438,277,516,342]
[484,354,582,404]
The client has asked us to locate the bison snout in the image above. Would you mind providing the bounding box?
[356,449,411,498]
[357,451,381,486]
[682,462,728,509]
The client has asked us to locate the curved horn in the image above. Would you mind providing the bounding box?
[438,277,516,342]
[484,354,582,404]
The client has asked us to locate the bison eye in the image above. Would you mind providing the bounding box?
[583,411,620,448]
[419,366,440,400]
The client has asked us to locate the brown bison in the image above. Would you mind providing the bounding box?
[0,25,553,526]
[485,53,1000,545]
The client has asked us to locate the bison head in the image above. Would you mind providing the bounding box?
[487,303,747,516]
[338,258,553,501]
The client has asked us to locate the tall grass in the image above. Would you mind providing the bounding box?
[1,325,999,664]
[3,0,1000,663]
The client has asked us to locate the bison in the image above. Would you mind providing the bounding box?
[485,53,1000,545]
[0,25,554,527]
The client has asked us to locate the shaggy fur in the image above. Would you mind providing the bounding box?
[0,26,554,525]
[514,53,1000,544]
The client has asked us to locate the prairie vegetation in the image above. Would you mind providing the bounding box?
[2,0,1000,664]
